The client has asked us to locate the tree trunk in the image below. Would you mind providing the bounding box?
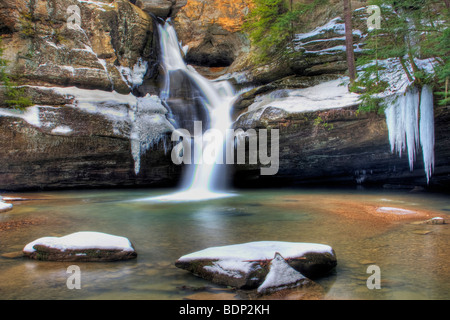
[343,0,356,82]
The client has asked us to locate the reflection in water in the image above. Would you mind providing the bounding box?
[0,188,449,300]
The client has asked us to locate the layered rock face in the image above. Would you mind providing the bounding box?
[0,0,184,191]
[0,0,157,93]
[232,102,450,190]
[134,0,187,19]
[0,0,448,192]
[0,88,180,191]
[174,0,251,76]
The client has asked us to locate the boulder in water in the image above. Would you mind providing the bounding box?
[175,241,336,289]
[23,232,137,262]
[425,217,445,225]
[0,199,13,213]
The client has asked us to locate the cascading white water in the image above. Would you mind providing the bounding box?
[150,20,238,201]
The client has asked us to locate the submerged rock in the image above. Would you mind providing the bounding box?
[425,217,446,225]
[175,241,337,289]
[23,231,137,262]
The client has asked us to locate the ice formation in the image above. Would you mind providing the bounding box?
[129,95,175,175]
[419,85,435,183]
[384,85,435,183]
[358,55,437,183]
[117,58,149,89]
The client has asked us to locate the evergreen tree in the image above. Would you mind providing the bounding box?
[243,0,328,63]
[354,0,449,111]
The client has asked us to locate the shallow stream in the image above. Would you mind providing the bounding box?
[0,188,449,300]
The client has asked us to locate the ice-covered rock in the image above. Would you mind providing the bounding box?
[23,231,137,261]
[175,241,336,289]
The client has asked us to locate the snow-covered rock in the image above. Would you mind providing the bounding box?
[175,241,336,289]
[0,200,13,213]
[23,231,137,261]
[257,252,310,294]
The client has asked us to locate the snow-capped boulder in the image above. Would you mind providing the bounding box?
[23,232,137,262]
[175,241,336,289]
[0,199,13,213]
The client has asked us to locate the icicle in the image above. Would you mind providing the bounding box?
[405,86,420,170]
[385,85,435,183]
[384,87,419,170]
[419,85,435,183]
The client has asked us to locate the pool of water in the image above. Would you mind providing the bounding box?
[0,187,449,300]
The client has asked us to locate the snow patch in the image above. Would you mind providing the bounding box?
[0,106,42,127]
[257,253,307,294]
[204,260,253,279]
[51,125,73,135]
[294,17,346,42]
[293,17,363,52]
[238,78,359,122]
[77,0,115,11]
[376,207,416,215]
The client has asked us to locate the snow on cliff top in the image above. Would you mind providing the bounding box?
[244,77,360,117]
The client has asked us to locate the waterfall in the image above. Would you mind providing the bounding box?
[150,20,237,201]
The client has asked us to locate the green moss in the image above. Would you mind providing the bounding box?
[313,116,334,131]
[0,38,33,110]
[18,12,37,38]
